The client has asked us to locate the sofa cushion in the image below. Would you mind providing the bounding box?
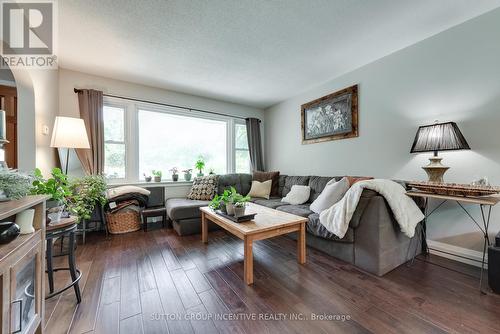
[248,180,272,199]
[308,176,339,202]
[307,213,354,243]
[281,185,310,205]
[187,175,218,200]
[282,176,309,197]
[278,175,287,197]
[254,198,287,209]
[310,177,349,214]
[166,198,210,220]
[253,171,280,197]
[217,173,252,196]
[276,204,313,217]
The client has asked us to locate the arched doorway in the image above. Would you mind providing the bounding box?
[0,67,17,168]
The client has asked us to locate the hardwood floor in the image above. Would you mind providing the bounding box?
[45,227,500,334]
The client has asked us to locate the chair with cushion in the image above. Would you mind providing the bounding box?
[141,187,167,231]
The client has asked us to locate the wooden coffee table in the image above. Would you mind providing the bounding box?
[200,203,307,285]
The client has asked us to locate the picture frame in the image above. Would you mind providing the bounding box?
[301,84,358,144]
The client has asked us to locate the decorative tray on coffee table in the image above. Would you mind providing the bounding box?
[407,181,500,197]
[215,210,256,223]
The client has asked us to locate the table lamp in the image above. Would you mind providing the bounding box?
[410,121,470,183]
[50,116,90,174]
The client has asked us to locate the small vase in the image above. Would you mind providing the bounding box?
[16,209,35,234]
[145,176,152,182]
[0,222,20,244]
[46,200,65,224]
[172,174,179,182]
[154,176,161,182]
[234,206,246,218]
[184,173,192,181]
[226,202,235,215]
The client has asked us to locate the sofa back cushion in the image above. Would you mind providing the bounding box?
[217,173,252,196]
[307,176,341,202]
[187,175,219,200]
[282,176,309,197]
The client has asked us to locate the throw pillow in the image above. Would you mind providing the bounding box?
[281,185,311,205]
[310,177,350,213]
[346,176,374,187]
[247,180,272,199]
[253,171,280,197]
[187,175,219,200]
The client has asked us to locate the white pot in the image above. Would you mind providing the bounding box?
[16,209,35,234]
[226,202,235,215]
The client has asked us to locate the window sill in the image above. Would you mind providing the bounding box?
[107,180,193,188]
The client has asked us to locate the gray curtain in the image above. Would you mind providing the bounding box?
[245,118,264,171]
[75,89,104,175]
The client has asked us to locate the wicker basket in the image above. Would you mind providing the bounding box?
[106,210,141,234]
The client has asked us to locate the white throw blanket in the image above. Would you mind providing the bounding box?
[319,179,424,239]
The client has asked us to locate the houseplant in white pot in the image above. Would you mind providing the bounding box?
[30,167,71,223]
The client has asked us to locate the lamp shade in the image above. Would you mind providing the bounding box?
[50,116,90,149]
[410,121,470,153]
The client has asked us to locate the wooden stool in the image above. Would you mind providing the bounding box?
[45,217,82,303]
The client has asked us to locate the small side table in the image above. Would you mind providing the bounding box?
[406,191,499,294]
[46,216,82,303]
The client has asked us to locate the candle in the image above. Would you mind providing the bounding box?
[0,110,5,141]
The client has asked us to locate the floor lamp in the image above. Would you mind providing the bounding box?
[50,117,90,174]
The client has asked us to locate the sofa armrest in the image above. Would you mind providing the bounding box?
[353,195,419,276]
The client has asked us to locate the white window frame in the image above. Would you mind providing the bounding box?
[103,101,129,182]
[103,96,249,183]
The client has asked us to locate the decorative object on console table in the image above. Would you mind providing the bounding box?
[50,116,91,175]
[407,181,500,197]
[410,121,470,183]
[301,84,358,144]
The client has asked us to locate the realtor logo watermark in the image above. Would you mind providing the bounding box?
[1,0,57,69]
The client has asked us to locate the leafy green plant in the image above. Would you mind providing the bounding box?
[152,170,162,177]
[224,186,250,204]
[30,167,71,203]
[0,170,33,200]
[195,157,205,175]
[209,194,222,210]
[67,175,107,221]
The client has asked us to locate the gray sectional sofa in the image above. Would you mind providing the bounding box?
[166,173,422,276]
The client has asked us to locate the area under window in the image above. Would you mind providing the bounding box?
[103,105,126,179]
[235,123,251,173]
[138,109,227,178]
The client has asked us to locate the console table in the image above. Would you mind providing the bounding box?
[406,190,499,293]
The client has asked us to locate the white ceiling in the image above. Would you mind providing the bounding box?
[58,0,500,108]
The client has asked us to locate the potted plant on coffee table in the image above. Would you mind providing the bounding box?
[232,193,251,217]
[152,170,162,182]
[195,157,205,177]
[170,167,179,181]
[182,169,192,182]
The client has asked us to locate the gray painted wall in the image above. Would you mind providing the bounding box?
[265,8,500,256]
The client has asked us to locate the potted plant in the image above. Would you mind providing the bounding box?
[0,170,33,201]
[152,170,162,182]
[195,157,205,177]
[30,167,72,223]
[209,168,215,175]
[222,187,236,215]
[67,175,107,223]
[233,202,248,218]
[143,173,152,182]
[170,167,179,181]
[182,169,192,182]
[209,194,222,211]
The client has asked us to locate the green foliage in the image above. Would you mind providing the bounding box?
[195,157,205,173]
[0,170,33,200]
[152,170,162,177]
[209,194,222,210]
[67,175,107,221]
[30,168,71,202]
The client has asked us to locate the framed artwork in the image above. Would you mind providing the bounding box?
[301,84,358,144]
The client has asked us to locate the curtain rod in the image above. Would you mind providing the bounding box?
[73,88,261,122]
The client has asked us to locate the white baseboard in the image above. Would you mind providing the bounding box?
[427,240,487,268]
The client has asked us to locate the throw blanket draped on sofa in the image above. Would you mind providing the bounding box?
[319,179,424,239]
